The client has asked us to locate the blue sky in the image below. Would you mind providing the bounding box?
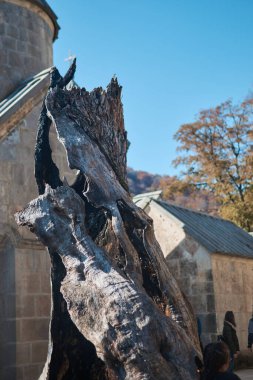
[51,0,253,176]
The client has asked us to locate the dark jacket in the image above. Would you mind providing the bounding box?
[248,317,253,334]
[222,321,240,355]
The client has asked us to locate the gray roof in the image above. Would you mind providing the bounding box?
[0,67,51,117]
[0,67,51,139]
[133,190,162,209]
[155,200,253,258]
[0,66,80,141]
[132,191,253,258]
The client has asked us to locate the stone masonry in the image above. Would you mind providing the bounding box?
[0,0,58,101]
[139,197,253,349]
[0,1,62,379]
[146,201,216,345]
[0,100,76,380]
[213,254,253,349]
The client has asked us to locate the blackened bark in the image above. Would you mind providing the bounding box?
[16,63,200,380]
[34,59,76,195]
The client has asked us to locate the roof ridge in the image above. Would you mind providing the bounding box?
[0,67,51,141]
[155,199,225,222]
[0,67,52,111]
[133,190,162,200]
[153,199,253,258]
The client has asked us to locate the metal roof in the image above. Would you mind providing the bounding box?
[133,190,162,209]
[133,190,162,202]
[0,67,51,140]
[132,191,253,258]
[0,67,51,119]
[0,67,80,137]
[155,200,253,258]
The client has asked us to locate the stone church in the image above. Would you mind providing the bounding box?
[133,191,253,349]
[0,1,73,379]
[2,2,253,380]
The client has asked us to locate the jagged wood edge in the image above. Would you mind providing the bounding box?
[17,63,201,379]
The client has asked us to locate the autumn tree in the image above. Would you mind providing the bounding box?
[174,98,253,230]
[158,176,218,214]
[126,168,218,214]
[127,167,161,195]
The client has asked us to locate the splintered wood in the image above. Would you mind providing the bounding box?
[16,62,200,380]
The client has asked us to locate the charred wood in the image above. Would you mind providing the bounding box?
[16,63,200,380]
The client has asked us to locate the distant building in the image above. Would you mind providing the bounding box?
[133,191,253,348]
[0,2,73,379]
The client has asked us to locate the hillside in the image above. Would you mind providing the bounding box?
[127,167,161,195]
[127,168,218,214]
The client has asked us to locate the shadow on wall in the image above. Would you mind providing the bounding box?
[165,235,217,347]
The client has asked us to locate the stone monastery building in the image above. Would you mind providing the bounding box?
[1,1,253,380]
[133,191,253,349]
[0,1,72,379]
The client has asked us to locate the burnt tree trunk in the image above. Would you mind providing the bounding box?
[16,62,201,380]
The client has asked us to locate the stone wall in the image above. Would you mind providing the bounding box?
[0,0,54,101]
[146,201,217,345]
[0,236,16,379]
[145,200,253,348]
[166,238,216,346]
[0,226,49,380]
[0,101,76,380]
[212,253,253,349]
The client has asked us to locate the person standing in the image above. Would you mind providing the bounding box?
[201,341,241,380]
[222,311,240,372]
[248,313,253,351]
